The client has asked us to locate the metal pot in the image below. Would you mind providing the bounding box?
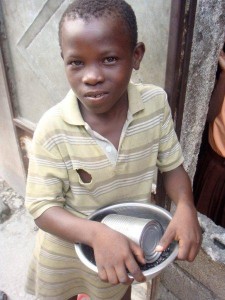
[75,202,178,282]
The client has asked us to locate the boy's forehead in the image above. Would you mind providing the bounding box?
[60,16,133,55]
[62,15,129,38]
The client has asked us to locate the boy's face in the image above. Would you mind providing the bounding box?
[61,16,144,115]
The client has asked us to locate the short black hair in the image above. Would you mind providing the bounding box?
[58,0,138,49]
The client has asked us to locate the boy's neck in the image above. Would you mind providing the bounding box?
[79,96,129,149]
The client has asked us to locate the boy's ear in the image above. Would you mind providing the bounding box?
[132,42,145,70]
[60,51,64,59]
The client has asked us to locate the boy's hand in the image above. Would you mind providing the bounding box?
[92,224,146,285]
[159,165,202,261]
[155,202,202,261]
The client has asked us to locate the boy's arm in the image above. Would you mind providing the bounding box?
[207,50,225,123]
[156,165,202,261]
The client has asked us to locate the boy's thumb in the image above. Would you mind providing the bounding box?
[155,230,174,252]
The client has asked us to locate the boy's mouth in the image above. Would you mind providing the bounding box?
[84,91,108,99]
[93,94,104,98]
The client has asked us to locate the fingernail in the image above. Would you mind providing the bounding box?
[155,245,163,252]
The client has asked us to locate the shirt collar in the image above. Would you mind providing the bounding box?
[60,82,144,126]
[127,81,144,114]
[60,90,85,126]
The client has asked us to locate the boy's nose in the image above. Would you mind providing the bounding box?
[82,65,104,85]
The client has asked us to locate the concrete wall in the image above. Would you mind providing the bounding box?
[157,0,225,299]
[180,0,225,180]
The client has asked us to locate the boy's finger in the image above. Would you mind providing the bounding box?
[179,237,201,262]
[155,228,175,252]
[125,256,145,282]
[130,241,146,265]
[114,265,133,284]
[105,266,120,285]
[186,245,199,262]
[97,266,108,282]
[176,240,191,261]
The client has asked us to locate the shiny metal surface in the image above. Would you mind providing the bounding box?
[102,214,163,263]
[75,202,178,282]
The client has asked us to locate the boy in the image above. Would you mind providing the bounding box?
[25,0,201,299]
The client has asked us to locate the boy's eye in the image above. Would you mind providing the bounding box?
[70,60,83,67]
[103,57,118,64]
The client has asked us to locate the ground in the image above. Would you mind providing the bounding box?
[0,178,148,300]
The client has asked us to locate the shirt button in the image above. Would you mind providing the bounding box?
[106,145,112,153]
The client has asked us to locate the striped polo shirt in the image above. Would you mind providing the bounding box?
[25,82,183,219]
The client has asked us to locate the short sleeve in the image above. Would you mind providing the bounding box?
[25,128,68,220]
[157,94,184,172]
